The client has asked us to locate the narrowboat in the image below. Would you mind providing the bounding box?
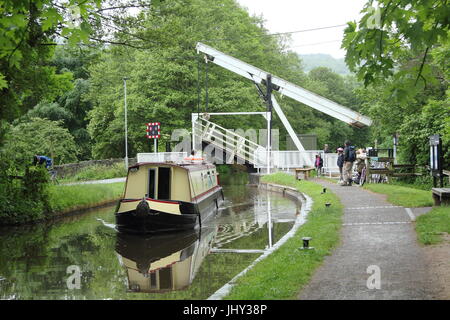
[115,160,224,234]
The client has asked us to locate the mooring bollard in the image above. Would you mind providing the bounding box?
[299,237,314,250]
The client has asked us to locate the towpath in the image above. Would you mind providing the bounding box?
[61,177,126,186]
[298,178,440,300]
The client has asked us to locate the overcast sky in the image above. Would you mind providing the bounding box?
[235,0,368,58]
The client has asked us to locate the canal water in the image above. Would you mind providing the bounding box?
[0,173,300,300]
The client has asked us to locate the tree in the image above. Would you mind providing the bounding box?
[0,0,100,146]
[0,0,164,146]
[3,117,79,167]
[0,116,79,224]
[86,0,296,158]
[342,0,449,168]
[85,0,370,158]
[342,0,449,93]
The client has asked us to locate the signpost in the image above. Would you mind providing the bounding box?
[393,133,399,164]
[429,134,443,187]
[146,122,161,153]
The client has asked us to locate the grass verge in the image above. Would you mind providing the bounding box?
[59,163,127,183]
[363,183,433,207]
[415,207,450,245]
[224,172,343,300]
[48,182,124,214]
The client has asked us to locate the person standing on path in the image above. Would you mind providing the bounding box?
[342,140,356,186]
[337,147,344,182]
[315,154,323,177]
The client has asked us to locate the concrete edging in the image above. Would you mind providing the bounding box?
[207,182,313,300]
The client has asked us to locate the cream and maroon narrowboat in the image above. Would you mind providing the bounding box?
[115,161,224,233]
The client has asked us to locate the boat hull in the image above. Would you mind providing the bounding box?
[115,186,223,234]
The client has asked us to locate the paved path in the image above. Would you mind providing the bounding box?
[298,179,438,300]
[62,177,126,186]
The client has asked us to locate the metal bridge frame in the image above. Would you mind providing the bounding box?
[194,42,372,172]
[196,42,372,128]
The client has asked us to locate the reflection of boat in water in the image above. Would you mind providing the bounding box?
[115,161,224,233]
[115,227,216,293]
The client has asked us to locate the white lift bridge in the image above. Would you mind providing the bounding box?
[192,42,372,172]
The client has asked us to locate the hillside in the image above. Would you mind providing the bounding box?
[299,53,351,75]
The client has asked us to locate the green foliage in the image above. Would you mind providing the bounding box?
[85,0,370,159]
[0,0,102,89]
[343,0,449,92]
[58,78,94,159]
[51,43,101,80]
[0,118,77,223]
[3,117,79,167]
[25,101,74,125]
[349,2,450,168]
[0,158,51,225]
[0,0,105,147]
[1,117,78,224]
[398,99,450,166]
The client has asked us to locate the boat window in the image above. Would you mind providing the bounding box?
[159,268,172,290]
[158,167,171,200]
[208,171,214,186]
[150,272,157,289]
[148,168,156,199]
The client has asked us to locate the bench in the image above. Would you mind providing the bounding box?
[294,167,315,180]
[443,170,450,183]
[432,188,450,206]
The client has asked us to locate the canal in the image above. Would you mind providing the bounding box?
[0,173,300,299]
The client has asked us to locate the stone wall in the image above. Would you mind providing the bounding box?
[53,158,136,178]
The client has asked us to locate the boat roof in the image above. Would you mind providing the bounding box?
[129,161,216,172]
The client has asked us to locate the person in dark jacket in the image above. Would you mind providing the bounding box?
[336,147,344,182]
[342,140,356,186]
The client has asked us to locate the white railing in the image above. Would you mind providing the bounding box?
[252,151,340,174]
[193,117,341,173]
[137,152,188,163]
[322,153,340,176]
[194,118,266,166]
[253,150,319,169]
